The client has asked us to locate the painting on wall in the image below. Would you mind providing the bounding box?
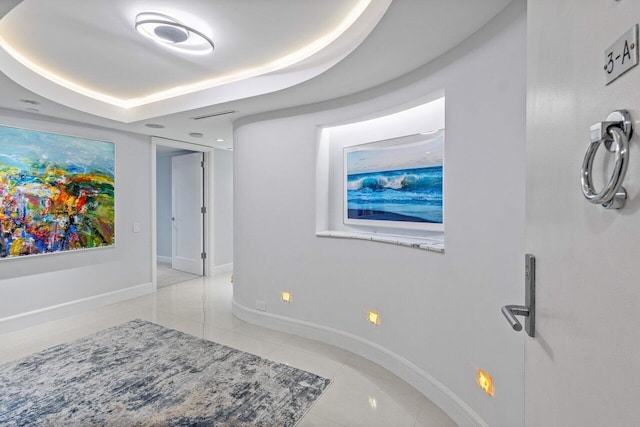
[344,130,443,231]
[0,125,115,259]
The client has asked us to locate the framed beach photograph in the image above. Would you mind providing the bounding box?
[344,130,443,232]
[0,125,115,259]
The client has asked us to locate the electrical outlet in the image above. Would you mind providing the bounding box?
[255,300,267,311]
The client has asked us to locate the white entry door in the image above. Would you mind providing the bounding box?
[171,152,204,275]
[526,2,640,425]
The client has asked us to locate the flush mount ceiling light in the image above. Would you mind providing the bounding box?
[135,12,214,55]
[0,0,376,111]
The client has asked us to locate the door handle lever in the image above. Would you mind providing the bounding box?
[501,254,536,337]
[501,305,530,331]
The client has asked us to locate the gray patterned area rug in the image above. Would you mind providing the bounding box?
[0,319,331,426]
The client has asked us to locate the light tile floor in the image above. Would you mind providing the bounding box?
[157,261,200,287]
[0,273,457,427]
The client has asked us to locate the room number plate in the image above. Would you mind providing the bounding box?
[604,24,638,85]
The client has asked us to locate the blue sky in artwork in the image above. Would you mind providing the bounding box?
[0,125,114,175]
[347,132,443,175]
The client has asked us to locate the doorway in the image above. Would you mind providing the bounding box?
[153,140,210,288]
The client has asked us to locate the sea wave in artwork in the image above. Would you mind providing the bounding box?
[347,166,442,223]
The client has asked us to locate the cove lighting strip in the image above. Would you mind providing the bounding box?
[0,0,370,109]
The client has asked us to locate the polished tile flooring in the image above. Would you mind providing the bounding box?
[156,261,200,287]
[0,273,456,427]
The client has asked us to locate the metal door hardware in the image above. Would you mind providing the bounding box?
[581,109,632,209]
[502,254,535,337]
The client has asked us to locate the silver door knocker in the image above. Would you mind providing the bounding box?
[581,110,633,209]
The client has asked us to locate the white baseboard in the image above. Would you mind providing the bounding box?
[157,255,171,264]
[232,299,488,427]
[0,282,153,335]
[213,262,233,275]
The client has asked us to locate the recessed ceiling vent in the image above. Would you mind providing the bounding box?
[190,110,237,120]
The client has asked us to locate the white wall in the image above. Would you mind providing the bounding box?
[156,154,172,260]
[0,109,152,329]
[213,148,233,268]
[232,2,526,426]
[526,1,640,425]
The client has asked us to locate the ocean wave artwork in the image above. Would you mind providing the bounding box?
[0,125,115,259]
[345,132,443,227]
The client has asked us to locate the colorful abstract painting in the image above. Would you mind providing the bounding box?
[0,125,114,259]
[344,131,443,231]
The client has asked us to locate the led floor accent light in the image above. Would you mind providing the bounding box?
[367,310,380,325]
[477,369,494,396]
[135,12,214,55]
[281,291,291,303]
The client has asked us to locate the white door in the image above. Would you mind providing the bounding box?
[526,2,640,425]
[171,152,204,275]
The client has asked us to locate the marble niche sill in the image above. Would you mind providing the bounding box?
[316,230,445,253]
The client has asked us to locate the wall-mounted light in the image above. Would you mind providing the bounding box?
[477,369,494,396]
[135,12,214,55]
[367,310,380,325]
[281,291,291,303]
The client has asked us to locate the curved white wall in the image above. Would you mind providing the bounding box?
[213,148,234,269]
[232,2,526,426]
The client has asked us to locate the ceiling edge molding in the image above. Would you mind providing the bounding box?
[233,0,526,131]
[0,0,21,20]
[0,0,391,123]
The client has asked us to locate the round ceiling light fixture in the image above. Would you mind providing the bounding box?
[135,12,214,55]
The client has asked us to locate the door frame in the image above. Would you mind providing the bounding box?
[151,136,214,290]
